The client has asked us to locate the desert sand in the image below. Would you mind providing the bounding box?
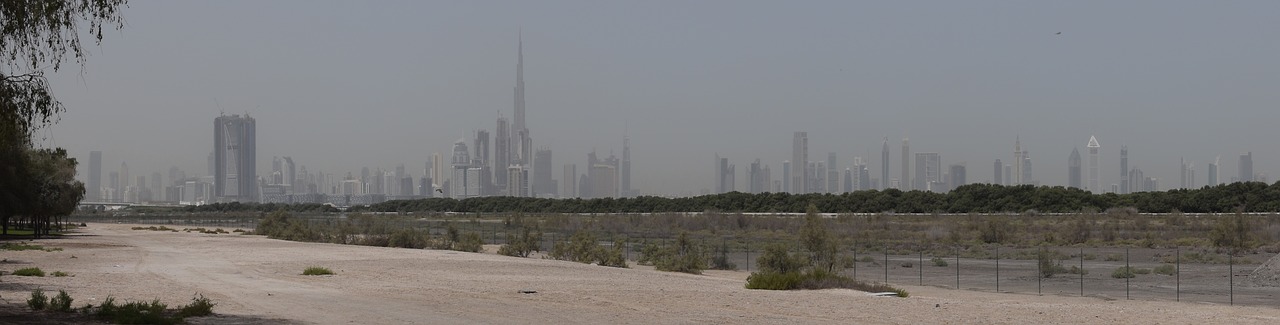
[2,223,1280,324]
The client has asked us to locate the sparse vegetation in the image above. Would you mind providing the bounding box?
[91,294,216,324]
[13,267,45,277]
[746,205,905,297]
[177,294,215,318]
[27,289,48,310]
[131,226,177,232]
[1153,264,1177,275]
[931,257,948,267]
[50,290,73,312]
[549,230,628,268]
[1111,266,1137,279]
[302,266,334,276]
[498,225,543,257]
[52,270,69,277]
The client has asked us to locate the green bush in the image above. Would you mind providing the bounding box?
[177,294,215,318]
[652,232,707,274]
[302,266,334,276]
[27,289,48,310]
[97,298,176,325]
[746,270,907,297]
[1111,266,1136,279]
[2,243,46,251]
[710,240,737,270]
[497,226,543,257]
[1133,268,1151,275]
[388,227,430,249]
[931,257,948,267]
[745,271,804,290]
[452,232,484,253]
[52,271,69,277]
[13,267,45,277]
[1153,264,1177,275]
[1068,265,1089,275]
[595,239,628,268]
[1038,251,1068,278]
[50,290,73,312]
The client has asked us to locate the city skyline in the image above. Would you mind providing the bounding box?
[36,1,1280,198]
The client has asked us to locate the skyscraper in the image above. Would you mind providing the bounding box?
[826,153,838,194]
[914,152,940,191]
[748,159,764,194]
[993,159,1002,185]
[1180,158,1189,189]
[621,136,631,197]
[87,151,102,201]
[1239,152,1254,183]
[1068,148,1082,189]
[494,115,510,191]
[512,34,532,169]
[214,114,256,202]
[451,140,476,198]
[792,132,808,193]
[782,160,791,194]
[1087,136,1100,193]
[431,152,444,189]
[475,130,491,195]
[1022,152,1033,185]
[881,137,890,190]
[119,162,129,202]
[533,148,554,197]
[563,164,577,198]
[1208,156,1219,186]
[1120,146,1129,194]
[949,164,966,190]
[1013,137,1022,185]
[901,138,910,190]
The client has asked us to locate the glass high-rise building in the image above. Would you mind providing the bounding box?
[87,151,102,201]
[214,114,256,202]
[1068,148,1082,189]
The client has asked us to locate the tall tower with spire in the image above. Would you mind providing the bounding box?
[1013,136,1022,185]
[881,137,889,190]
[1087,135,1101,193]
[513,33,532,168]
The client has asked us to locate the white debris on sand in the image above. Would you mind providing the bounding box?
[1244,252,1280,287]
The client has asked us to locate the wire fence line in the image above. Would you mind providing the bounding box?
[71,214,1276,307]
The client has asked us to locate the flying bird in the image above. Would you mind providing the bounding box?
[435,188,443,193]
[1056,32,1062,35]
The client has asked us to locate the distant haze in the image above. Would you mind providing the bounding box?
[41,1,1280,196]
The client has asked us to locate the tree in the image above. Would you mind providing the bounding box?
[1,0,128,234]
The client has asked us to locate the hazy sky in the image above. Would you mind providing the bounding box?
[40,0,1280,196]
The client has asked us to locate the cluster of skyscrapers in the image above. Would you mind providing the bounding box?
[712,133,1266,196]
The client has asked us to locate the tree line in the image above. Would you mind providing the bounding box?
[351,182,1280,214]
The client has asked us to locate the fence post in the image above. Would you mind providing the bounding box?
[995,246,1000,293]
[955,246,960,290]
[1037,247,1042,295]
[918,249,923,286]
[1230,253,1234,306]
[884,249,889,284]
[1079,247,1084,297]
[1176,247,1180,302]
[745,240,751,272]
[1125,247,1130,300]
[852,242,858,281]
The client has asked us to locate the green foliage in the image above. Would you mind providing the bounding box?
[1037,250,1067,278]
[50,290,73,312]
[13,267,44,276]
[746,270,907,297]
[1111,266,1137,279]
[980,217,1010,244]
[1210,212,1251,252]
[550,230,628,268]
[931,257,949,267]
[177,294,215,318]
[453,232,484,253]
[27,289,47,310]
[388,227,430,249]
[647,232,706,274]
[302,266,334,276]
[52,271,69,277]
[710,240,737,270]
[756,244,806,274]
[97,298,175,325]
[1153,264,1177,275]
[1,242,45,250]
[498,225,543,257]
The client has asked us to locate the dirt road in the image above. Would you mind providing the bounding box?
[3,224,1280,324]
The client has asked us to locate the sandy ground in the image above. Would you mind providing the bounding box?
[3,223,1280,324]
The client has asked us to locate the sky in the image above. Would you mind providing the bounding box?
[37,0,1280,196]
